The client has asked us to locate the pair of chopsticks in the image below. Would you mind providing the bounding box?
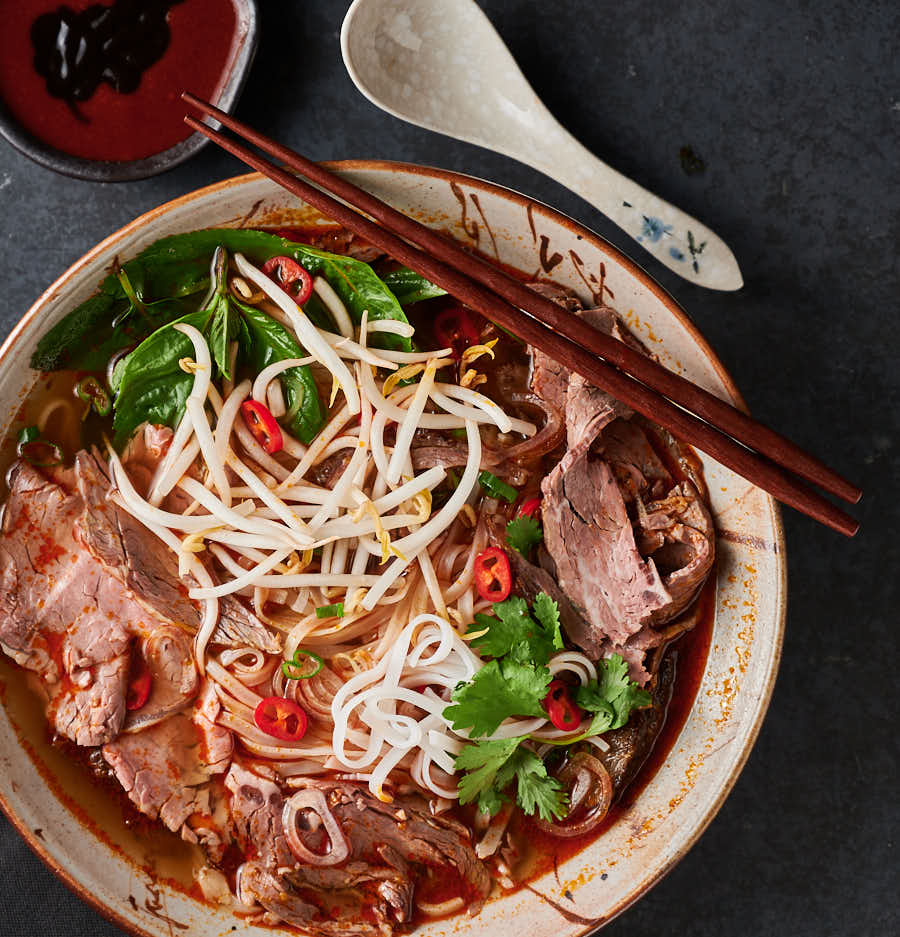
[183,93,861,537]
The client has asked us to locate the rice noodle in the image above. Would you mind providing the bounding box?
[331,614,481,800]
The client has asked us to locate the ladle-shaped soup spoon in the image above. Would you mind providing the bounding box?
[341,0,743,290]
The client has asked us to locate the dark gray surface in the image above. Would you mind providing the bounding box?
[0,1,897,935]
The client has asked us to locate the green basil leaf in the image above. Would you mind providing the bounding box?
[131,229,413,350]
[111,309,212,447]
[33,228,415,373]
[239,303,325,444]
[381,267,446,306]
[206,248,238,379]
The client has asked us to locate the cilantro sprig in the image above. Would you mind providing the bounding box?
[576,655,651,735]
[505,514,543,556]
[444,659,551,737]
[445,592,567,820]
[467,593,562,667]
[456,736,568,821]
[446,593,652,821]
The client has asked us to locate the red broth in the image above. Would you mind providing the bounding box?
[0,0,239,162]
[0,234,717,928]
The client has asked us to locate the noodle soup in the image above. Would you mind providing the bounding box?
[0,225,716,932]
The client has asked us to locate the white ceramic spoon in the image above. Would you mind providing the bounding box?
[341,0,743,290]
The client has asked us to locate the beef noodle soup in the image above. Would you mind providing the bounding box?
[0,226,715,932]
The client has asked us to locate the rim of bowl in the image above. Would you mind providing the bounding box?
[0,161,787,937]
[0,0,259,182]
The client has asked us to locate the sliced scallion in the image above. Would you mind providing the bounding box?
[478,470,517,503]
[281,649,324,680]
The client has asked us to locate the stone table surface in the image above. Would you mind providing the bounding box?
[0,1,897,935]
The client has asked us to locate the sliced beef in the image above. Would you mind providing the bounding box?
[563,307,633,450]
[54,655,130,746]
[308,449,354,490]
[0,462,145,745]
[120,423,174,495]
[410,428,503,474]
[636,482,715,623]
[215,597,282,653]
[76,449,280,654]
[238,863,392,937]
[231,772,489,935]
[541,446,671,652]
[76,449,202,631]
[194,682,233,773]
[123,625,198,733]
[600,651,676,798]
[324,783,491,899]
[485,517,592,651]
[595,418,672,503]
[528,282,584,412]
[528,289,633,450]
[103,712,230,857]
[528,288,716,677]
[226,763,294,868]
[527,280,584,314]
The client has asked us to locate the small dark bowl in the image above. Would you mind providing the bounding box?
[0,0,258,183]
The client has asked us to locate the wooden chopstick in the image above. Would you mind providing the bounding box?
[184,93,859,509]
[182,101,860,537]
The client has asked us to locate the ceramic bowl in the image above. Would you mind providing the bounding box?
[0,163,786,936]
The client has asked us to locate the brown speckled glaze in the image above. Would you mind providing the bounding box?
[0,162,786,936]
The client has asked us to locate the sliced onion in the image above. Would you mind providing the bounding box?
[534,752,613,838]
[282,788,350,866]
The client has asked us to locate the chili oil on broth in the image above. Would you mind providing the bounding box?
[0,230,717,930]
[0,371,204,893]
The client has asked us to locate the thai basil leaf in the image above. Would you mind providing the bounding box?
[239,303,325,444]
[206,247,239,379]
[32,266,205,371]
[300,291,336,332]
[33,228,415,373]
[381,267,446,306]
[111,309,212,447]
[125,229,414,349]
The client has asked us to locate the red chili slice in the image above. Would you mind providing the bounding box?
[518,496,542,519]
[126,656,153,711]
[543,679,583,732]
[434,307,481,359]
[262,255,313,304]
[241,400,284,454]
[254,696,309,742]
[473,547,512,602]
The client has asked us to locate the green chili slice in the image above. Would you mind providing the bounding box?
[281,649,324,680]
[16,426,39,447]
[478,470,517,503]
[75,376,112,417]
[20,440,63,467]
